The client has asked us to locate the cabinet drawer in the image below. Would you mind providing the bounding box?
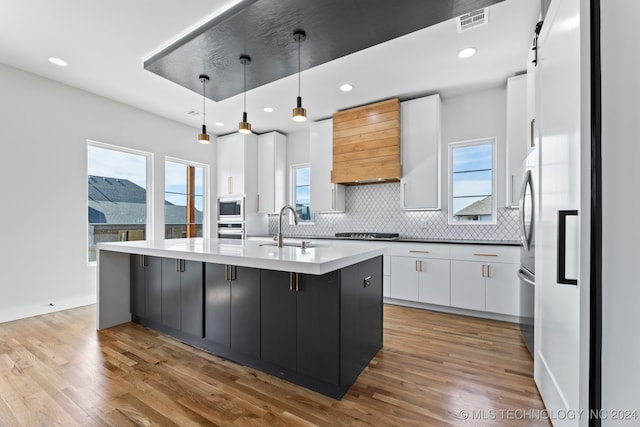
[386,242,450,259]
[449,245,518,263]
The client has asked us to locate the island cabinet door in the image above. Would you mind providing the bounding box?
[131,254,162,321]
[161,258,203,337]
[180,260,203,338]
[204,263,231,347]
[229,266,261,358]
[260,270,297,371]
[296,271,340,385]
[340,256,383,386]
[130,254,146,318]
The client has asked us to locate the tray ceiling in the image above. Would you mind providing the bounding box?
[144,0,505,101]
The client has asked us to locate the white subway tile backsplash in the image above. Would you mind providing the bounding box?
[269,183,520,241]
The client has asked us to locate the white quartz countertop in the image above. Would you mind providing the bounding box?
[98,238,386,275]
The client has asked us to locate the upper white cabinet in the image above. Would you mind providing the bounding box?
[217,132,258,203]
[526,44,537,156]
[310,119,345,212]
[400,94,441,210]
[257,132,286,214]
[505,74,528,207]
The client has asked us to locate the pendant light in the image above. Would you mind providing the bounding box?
[197,74,211,144]
[292,29,307,122]
[238,54,252,134]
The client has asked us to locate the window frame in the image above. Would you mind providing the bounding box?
[290,163,314,224]
[86,140,154,265]
[164,156,210,240]
[447,137,497,225]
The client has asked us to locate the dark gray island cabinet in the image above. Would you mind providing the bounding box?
[127,253,382,399]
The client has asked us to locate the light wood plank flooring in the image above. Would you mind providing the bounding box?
[0,304,548,426]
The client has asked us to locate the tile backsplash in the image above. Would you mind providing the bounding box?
[268,183,520,241]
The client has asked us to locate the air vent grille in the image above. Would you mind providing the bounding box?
[457,8,488,32]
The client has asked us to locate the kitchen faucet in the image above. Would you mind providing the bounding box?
[277,205,298,247]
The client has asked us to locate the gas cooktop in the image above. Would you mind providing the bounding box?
[334,232,399,240]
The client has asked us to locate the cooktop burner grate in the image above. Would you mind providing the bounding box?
[334,232,399,240]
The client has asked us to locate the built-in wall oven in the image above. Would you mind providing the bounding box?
[217,222,244,240]
[518,151,537,357]
[218,196,244,221]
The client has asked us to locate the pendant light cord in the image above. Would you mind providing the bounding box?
[297,36,301,97]
[243,60,247,112]
[202,78,206,124]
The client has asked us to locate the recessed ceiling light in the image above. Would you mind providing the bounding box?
[340,83,353,92]
[48,57,68,67]
[263,107,274,113]
[215,122,225,127]
[457,47,477,59]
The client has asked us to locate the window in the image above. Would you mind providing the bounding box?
[448,138,496,224]
[291,164,313,222]
[87,141,151,262]
[165,159,207,239]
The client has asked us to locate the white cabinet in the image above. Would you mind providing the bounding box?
[526,44,537,156]
[382,255,391,298]
[257,132,286,213]
[400,95,441,210]
[216,133,257,200]
[310,119,345,212]
[449,245,519,316]
[388,242,450,305]
[505,74,528,207]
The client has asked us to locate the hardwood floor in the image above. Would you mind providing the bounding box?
[0,304,548,426]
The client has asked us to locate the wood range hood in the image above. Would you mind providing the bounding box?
[331,99,401,185]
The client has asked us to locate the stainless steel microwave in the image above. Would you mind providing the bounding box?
[218,196,244,220]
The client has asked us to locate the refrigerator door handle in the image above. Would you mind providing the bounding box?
[518,268,535,286]
[557,210,579,285]
[519,170,534,250]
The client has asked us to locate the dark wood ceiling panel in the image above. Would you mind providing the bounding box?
[144,0,504,101]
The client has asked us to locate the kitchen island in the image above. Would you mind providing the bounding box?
[97,238,385,399]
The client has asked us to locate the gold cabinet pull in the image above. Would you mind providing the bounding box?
[409,250,430,254]
[295,273,300,292]
[486,265,491,278]
[415,260,419,271]
[482,264,485,278]
[474,253,498,257]
[419,260,423,272]
[530,118,536,148]
[289,272,293,291]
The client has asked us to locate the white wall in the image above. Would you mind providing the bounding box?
[600,0,640,420]
[0,63,215,322]
[441,85,507,208]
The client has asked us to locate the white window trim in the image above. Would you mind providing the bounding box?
[447,137,497,225]
[164,156,210,240]
[290,163,314,224]
[86,140,154,265]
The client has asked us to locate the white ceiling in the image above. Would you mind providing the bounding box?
[0,0,539,136]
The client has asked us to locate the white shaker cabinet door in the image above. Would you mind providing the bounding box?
[389,256,419,301]
[450,260,485,311]
[417,258,450,306]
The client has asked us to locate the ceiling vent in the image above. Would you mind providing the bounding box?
[457,8,488,32]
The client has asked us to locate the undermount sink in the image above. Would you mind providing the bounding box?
[259,241,316,248]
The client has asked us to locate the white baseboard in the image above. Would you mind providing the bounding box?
[0,294,96,324]
[383,297,520,323]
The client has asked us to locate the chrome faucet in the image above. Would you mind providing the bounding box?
[277,205,298,247]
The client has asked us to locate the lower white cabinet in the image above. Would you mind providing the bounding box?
[390,257,450,306]
[386,242,519,318]
[449,246,520,316]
